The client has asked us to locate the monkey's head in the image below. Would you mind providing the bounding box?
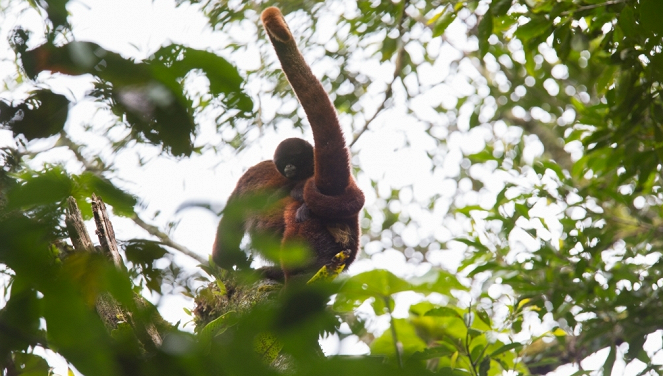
[274,138,314,181]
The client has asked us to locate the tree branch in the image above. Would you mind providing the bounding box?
[560,0,626,16]
[66,196,164,349]
[132,214,207,264]
[58,132,205,264]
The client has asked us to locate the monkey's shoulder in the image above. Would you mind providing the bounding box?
[234,160,289,195]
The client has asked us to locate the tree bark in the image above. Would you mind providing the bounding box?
[65,195,163,350]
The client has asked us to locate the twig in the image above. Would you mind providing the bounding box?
[384,296,403,368]
[560,0,627,16]
[57,131,103,172]
[350,1,410,147]
[132,214,207,264]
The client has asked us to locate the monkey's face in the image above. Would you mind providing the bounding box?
[282,164,297,178]
[274,137,314,181]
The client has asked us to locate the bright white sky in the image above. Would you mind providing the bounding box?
[0,0,659,375]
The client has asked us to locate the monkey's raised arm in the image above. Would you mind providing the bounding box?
[261,7,351,197]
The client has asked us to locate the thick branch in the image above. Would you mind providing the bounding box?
[66,195,163,349]
[92,193,125,269]
[65,196,94,251]
[66,197,131,334]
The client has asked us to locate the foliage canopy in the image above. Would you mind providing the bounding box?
[1,0,662,375]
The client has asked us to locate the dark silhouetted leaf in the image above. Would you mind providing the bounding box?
[0,90,69,140]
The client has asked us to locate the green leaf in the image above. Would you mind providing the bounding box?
[469,110,481,128]
[475,309,491,327]
[478,12,493,57]
[124,240,168,265]
[335,270,414,311]
[469,150,498,163]
[514,203,530,219]
[371,296,393,315]
[490,342,522,357]
[479,355,491,376]
[603,345,616,376]
[490,0,512,16]
[454,237,490,253]
[381,37,398,62]
[424,306,463,319]
[596,65,617,95]
[514,16,552,41]
[552,23,571,60]
[538,160,565,180]
[370,319,427,360]
[618,5,638,38]
[7,167,73,210]
[409,269,467,295]
[76,173,137,217]
[154,46,253,112]
[640,0,663,36]
[198,311,237,346]
[409,346,454,360]
[10,353,50,375]
[432,9,457,38]
[524,48,536,76]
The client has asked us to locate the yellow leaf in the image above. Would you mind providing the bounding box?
[517,298,531,310]
[553,328,567,337]
[451,351,459,369]
[427,9,445,25]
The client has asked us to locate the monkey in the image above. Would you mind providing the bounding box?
[212,137,314,271]
[261,7,365,280]
[212,7,365,281]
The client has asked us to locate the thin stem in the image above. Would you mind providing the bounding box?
[349,81,395,147]
[132,215,206,264]
[464,307,478,376]
[350,0,410,147]
[560,0,627,16]
[384,296,403,368]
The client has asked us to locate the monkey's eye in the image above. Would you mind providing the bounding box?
[284,164,297,178]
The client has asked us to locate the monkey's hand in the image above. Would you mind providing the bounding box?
[295,203,310,223]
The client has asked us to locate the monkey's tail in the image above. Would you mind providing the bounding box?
[261,7,351,197]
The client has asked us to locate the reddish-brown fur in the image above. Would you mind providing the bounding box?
[261,7,364,278]
[213,7,364,279]
[212,160,301,271]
